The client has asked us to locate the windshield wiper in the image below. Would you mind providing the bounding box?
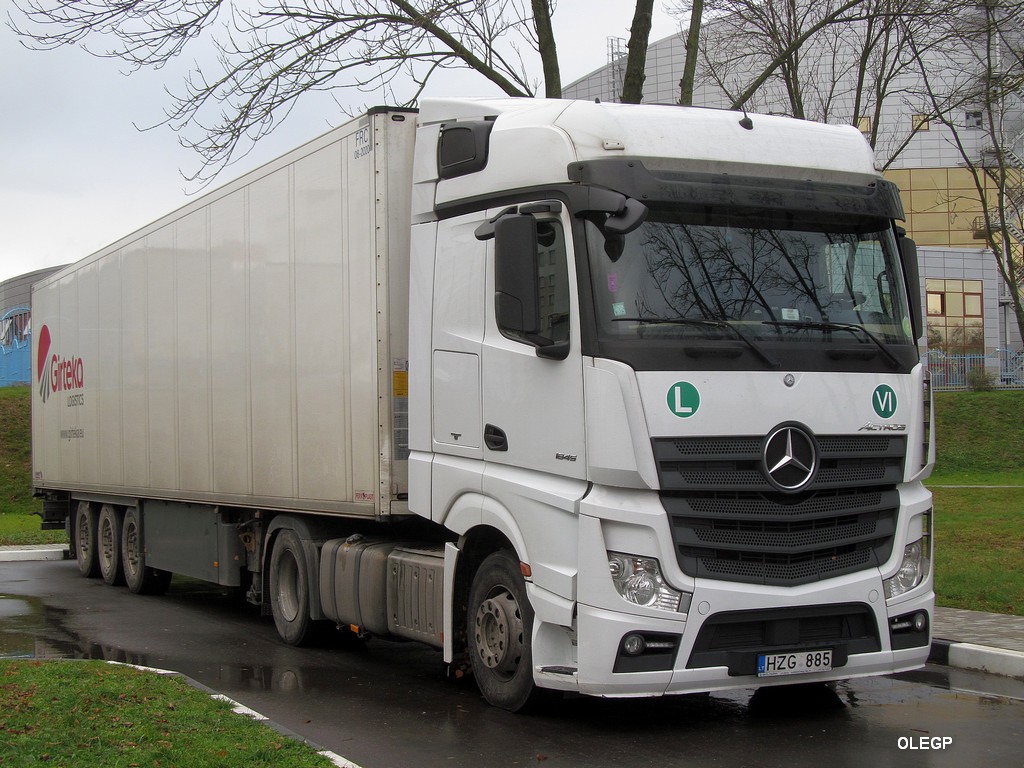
[614,317,780,369]
[762,320,902,370]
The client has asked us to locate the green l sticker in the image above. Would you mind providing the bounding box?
[668,381,700,418]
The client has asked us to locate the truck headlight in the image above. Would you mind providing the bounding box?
[884,512,932,599]
[608,552,683,611]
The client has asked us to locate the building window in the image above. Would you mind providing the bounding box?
[912,114,930,131]
[926,278,984,353]
[857,116,872,133]
[965,110,984,129]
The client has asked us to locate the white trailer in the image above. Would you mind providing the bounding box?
[33,98,935,710]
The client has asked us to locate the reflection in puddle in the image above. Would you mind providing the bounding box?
[0,592,146,663]
[0,592,331,695]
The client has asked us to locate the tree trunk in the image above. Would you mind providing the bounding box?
[621,0,654,103]
[531,0,561,98]
[679,0,704,105]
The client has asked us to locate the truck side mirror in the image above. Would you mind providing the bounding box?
[897,230,923,340]
[494,215,541,335]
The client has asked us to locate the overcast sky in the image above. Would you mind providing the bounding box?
[0,1,679,285]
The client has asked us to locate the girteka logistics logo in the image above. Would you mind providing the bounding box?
[36,324,85,403]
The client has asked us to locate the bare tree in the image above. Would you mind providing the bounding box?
[669,0,873,117]
[10,0,540,178]
[10,1,657,180]
[668,0,969,165]
[908,2,1024,346]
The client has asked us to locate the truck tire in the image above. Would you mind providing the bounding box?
[467,550,539,712]
[97,504,126,586]
[121,507,171,595]
[74,502,100,578]
[269,530,313,646]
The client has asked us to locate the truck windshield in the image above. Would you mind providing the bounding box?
[585,207,914,369]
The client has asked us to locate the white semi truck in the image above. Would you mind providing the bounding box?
[32,97,934,711]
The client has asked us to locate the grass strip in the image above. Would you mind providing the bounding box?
[931,486,1024,616]
[0,659,336,768]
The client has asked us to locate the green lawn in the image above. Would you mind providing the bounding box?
[0,387,41,516]
[926,390,1024,615]
[929,486,1024,615]
[929,390,1024,481]
[0,387,61,545]
[0,659,335,767]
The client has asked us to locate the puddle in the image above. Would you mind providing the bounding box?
[0,595,35,619]
[0,593,150,664]
[0,595,49,658]
[0,590,340,695]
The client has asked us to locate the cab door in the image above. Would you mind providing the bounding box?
[479,205,586,482]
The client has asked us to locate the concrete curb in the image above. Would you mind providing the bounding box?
[0,544,70,562]
[930,638,1024,680]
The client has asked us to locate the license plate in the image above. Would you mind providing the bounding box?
[757,649,833,677]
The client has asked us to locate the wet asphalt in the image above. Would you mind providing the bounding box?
[2,558,1022,768]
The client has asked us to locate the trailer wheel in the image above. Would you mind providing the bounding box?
[74,502,100,578]
[121,507,171,595]
[98,505,126,586]
[467,550,538,712]
[269,530,312,646]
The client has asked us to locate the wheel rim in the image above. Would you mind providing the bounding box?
[473,588,525,680]
[124,520,140,579]
[99,516,115,570]
[77,513,91,558]
[276,551,300,623]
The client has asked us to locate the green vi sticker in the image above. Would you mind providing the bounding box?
[668,381,700,418]
[872,384,897,418]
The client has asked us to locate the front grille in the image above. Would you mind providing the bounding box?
[656,434,904,586]
[653,434,905,492]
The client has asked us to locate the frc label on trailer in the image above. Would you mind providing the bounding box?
[667,381,700,418]
[36,324,86,404]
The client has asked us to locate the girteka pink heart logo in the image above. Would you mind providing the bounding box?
[37,324,51,400]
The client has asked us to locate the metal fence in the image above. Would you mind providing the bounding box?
[925,348,1024,390]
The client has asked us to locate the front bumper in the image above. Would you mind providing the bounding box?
[571,586,933,697]
[535,486,934,697]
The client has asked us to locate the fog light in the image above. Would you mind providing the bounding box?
[622,633,646,656]
[608,552,683,611]
[913,612,928,632]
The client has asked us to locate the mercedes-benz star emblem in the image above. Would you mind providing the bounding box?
[763,425,818,491]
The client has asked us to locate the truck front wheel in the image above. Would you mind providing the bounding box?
[269,530,312,646]
[74,502,99,579]
[467,550,539,712]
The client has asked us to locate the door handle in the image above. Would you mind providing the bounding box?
[484,424,508,451]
